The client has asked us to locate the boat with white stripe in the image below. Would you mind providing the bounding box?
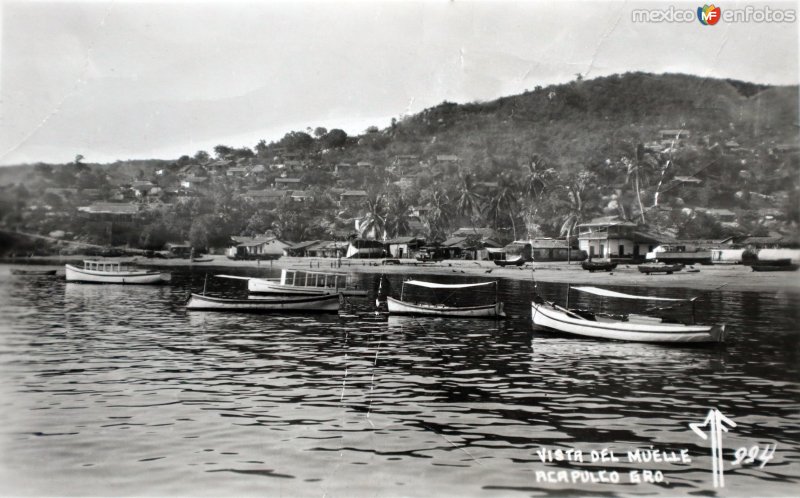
[531,286,725,343]
[65,260,171,284]
[385,279,505,318]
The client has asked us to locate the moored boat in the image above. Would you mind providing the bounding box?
[11,269,57,275]
[581,260,617,272]
[531,286,725,343]
[65,260,171,284]
[638,263,684,275]
[185,293,340,312]
[217,269,367,296]
[493,257,526,267]
[385,280,505,318]
[749,260,799,272]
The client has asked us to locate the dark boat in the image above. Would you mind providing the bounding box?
[11,269,57,276]
[581,261,617,272]
[638,263,685,275]
[749,259,799,272]
[493,257,526,267]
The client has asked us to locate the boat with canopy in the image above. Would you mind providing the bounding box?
[386,279,505,318]
[531,285,725,343]
[65,260,171,284]
[216,269,367,296]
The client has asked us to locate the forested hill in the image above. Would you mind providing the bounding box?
[1,72,798,249]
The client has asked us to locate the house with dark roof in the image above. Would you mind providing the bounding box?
[339,190,368,206]
[285,240,322,257]
[274,177,303,190]
[180,176,209,190]
[659,129,691,140]
[241,189,287,203]
[77,202,139,220]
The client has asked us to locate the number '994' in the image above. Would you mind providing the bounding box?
[732,444,776,469]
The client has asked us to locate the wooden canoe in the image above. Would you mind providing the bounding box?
[186,293,341,312]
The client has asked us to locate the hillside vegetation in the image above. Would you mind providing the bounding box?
[1,72,798,253]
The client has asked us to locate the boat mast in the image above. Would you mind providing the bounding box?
[565,283,571,309]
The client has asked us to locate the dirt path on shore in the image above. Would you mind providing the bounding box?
[8,255,800,293]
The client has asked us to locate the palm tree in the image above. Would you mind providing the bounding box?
[425,187,452,241]
[486,171,520,240]
[358,194,387,240]
[385,194,412,238]
[455,173,484,229]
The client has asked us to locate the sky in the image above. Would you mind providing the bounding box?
[1,0,798,165]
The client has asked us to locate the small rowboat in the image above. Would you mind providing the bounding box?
[385,279,505,318]
[531,286,725,343]
[638,263,684,275]
[192,257,215,263]
[581,261,617,272]
[65,260,171,284]
[185,293,340,312]
[11,269,57,276]
[493,257,526,267]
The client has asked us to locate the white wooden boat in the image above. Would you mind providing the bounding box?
[186,293,340,312]
[531,286,725,343]
[65,260,171,284]
[385,280,505,318]
[217,269,367,296]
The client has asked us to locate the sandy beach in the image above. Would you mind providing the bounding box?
[8,255,800,293]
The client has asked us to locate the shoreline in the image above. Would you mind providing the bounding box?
[4,255,800,293]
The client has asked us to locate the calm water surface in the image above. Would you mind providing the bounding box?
[0,265,799,497]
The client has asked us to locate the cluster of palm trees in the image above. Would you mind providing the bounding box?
[356,156,598,243]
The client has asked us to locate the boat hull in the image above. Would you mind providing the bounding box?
[493,258,526,267]
[186,293,340,312]
[531,301,724,343]
[750,264,800,272]
[581,261,617,272]
[638,264,685,275]
[248,279,367,296]
[11,269,57,275]
[65,264,171,284]
[386,297,505,318]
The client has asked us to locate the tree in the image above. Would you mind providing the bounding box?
[194,150,210,163]
[213,144,235,159]
[385,194,412,238]
[358,195,387,239]
[188,219,209,251]
[486,171,520,240]
[278,131,314,151]
[314,127,328,138]
[455,173,484,228]
[321,129,347,148]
